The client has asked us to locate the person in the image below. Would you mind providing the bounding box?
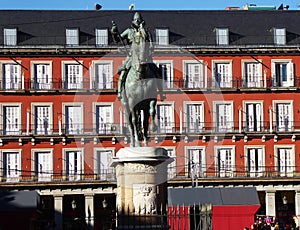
[111,12,154,100]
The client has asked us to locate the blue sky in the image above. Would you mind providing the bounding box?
[0,0,299,10]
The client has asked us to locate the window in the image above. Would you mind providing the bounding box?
[2,150,21,182]
[2,104,21,135]
[185,102,204,133]
[64,104,83,134]
[63,62,83,89]
[275,146,294,177]
[244,101,263,132]
[91,61,113,89]
[94,103,113,134]
[213,61,232,88]
[31,62,52,90]
[216,28,229,45]
[96,29,108,46]
[94,148,115,180]
[273,101,293,132]
[245,147,264,177]
[4,28,17,46]
[66,28,79,46]
[157,102,174,133]
[63,149,83,181]
[32,104,52,135]
[156,28,169,45]
[215,146,235,177]
[271,60,294,87]
[2,63,22,90]
[184,61,205,88]
[243,61,263,88]
[186,147,206,179]
[214,101,234,132]
[33,150,53,182]
[154,60,173,89]
[274,28,286,45]
[163,147,176,179]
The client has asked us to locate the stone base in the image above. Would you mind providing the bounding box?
[111,147,171,216]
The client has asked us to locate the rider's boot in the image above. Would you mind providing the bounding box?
[117,72,124,100]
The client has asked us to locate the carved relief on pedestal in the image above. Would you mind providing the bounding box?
[133,184,157,214]
[125,163,157,174]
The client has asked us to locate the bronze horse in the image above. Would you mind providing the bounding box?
[120,29,162,147]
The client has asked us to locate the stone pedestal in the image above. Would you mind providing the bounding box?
[111,147,171,228]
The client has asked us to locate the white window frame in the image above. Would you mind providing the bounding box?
[185,146,206,179]
[66,28,79,46]
[4,28,17,46]
[273,100,294,132]
[242,60,263,88]
[216,28,229,45]
[212,60,232,88]
[94,148,115,181]
[183,60,206,88]
[274,145,295,177]
[155,28,169,45]
[1,103,22,135]
[0,61,23,90]
[30,61,53,90]
[62,61,84,90]
[214,101,234,132]
[162,146,176,179]
[31,103,53,135]
[157,102,175,133]
[63,103,84,135]
[93,102,114,134]
[95,28,108,46]
[214,146,235,178]
[243,100,264,132]
[274,28,286,45]
[271,59,294,87]
[63,148,84,181]
[184,101,205,133]
[0,149,21,182]
[91,60,113,89]
[31,149,53,182]
[153,60,174,89]
[244,146,265,177]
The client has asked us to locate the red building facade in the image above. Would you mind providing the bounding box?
[0,9,300,229]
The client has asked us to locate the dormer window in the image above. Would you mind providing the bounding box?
[4,28,17,46]
[66,28,79,46]
[156,28,169,45]
[274,28,286,45]
[216,28,229,46]
[95,28,108,46]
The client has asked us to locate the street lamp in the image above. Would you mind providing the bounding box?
[71,199,77,210]
[102,198,108,209]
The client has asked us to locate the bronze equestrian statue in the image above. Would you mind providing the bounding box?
[111,12,164,147]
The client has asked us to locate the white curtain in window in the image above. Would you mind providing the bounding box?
[95,63,112,89]
[276,103,291,131]
[67,151,81,181]
[216,103,232,132]
[35,64,51,89]
[66,28,79,46]
[4,28,17,46]
[4,106,20,135]
[4,152,20,182]
[157,104,173,133]
[246,103,261,132]
[215,63,231,88]
[97,150,113,180]
[187,104,203,132]
[66,64,82,89]
[96,105,112,134]
[66,106,82,134]
[186,63,203,88]
[96,29,108,46]
[36,152,52,181]
[35,106,51,134]
[4,64,21,89]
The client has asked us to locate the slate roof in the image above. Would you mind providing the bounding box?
[0,10,299,47]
